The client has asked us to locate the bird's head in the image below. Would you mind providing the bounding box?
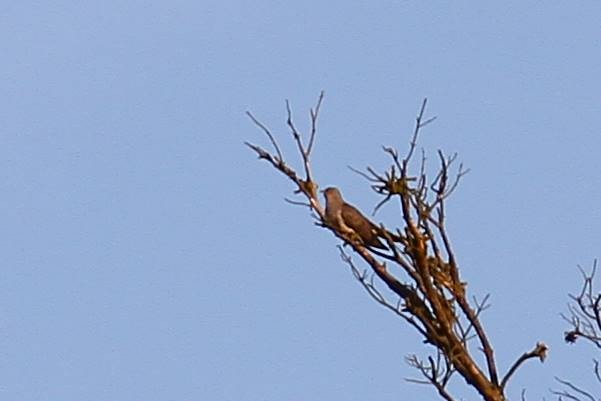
[322,187,343,203]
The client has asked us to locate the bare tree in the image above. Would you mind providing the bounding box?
[553,261,601,401]
[246,93,547,401]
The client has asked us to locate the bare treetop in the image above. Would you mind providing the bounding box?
[246,93,547,401]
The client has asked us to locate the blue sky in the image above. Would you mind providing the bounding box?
[2,1,601,400]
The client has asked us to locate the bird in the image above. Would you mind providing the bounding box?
[323,187,387,249]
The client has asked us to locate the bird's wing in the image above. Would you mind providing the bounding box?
[341,203,378,235]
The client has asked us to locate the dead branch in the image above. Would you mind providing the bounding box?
[247,94,545,401]
[500,342,548,390]
[556,262,601,401]
[563,261,601,348]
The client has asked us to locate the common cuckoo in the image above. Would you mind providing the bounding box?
[323,187,387,249]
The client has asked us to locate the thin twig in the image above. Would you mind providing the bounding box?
[307,90,324,156]
[553,377,596,401]
[246,111,284,162]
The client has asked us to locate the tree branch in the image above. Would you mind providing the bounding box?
[500,342,548,390]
